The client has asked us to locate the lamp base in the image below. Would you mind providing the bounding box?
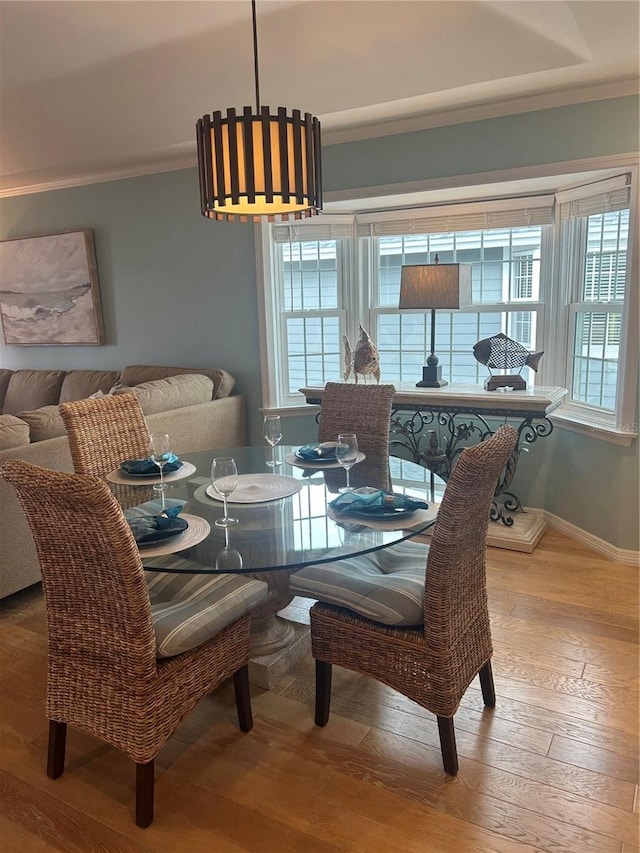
[416,364,448,388]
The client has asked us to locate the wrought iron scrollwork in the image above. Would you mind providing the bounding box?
[390,406,553,527]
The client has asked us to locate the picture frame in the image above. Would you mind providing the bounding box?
[0,229,106,345]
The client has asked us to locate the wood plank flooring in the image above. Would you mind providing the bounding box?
[0,529,637,852]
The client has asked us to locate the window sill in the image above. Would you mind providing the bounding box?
[551,409,637,446]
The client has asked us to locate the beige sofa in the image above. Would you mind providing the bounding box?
[0,365,248,600]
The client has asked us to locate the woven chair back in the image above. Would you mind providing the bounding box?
[424,425,518,648]
[318,382,396,492]
[59,392,150,477]
[1,460,157,683]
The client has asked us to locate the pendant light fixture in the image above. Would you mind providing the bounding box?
[196,0,322,222]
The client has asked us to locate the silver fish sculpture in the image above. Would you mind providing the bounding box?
[343,325,380,383]
[473,333,543,373]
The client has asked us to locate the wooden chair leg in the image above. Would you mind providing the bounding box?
[315,659,332,726]
[135,760,155,828]
[47,720,67,779]
[233,665,253,732]
[479,660,496,707]
[437,716,459,776]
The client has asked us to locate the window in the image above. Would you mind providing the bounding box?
[258,171,637,442]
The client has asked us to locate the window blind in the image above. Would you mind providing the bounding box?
[355,195,555,236]
[557,174,631,218]
[272,215,355,243]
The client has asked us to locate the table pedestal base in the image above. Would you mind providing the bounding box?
[248,620,310,689]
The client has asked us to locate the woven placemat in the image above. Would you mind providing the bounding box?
[107,461,197,486]
[327,504,437,531]
[206,473,303,503]
[284,451,366,470]
[136,513,210,556]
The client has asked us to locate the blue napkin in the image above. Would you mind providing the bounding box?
[329,487,428,518]
[296,442,337,461]
[124,499,188,544]
[120,453,183,475]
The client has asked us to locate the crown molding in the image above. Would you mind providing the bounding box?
[1,80,637,199]
[321,79,640,146]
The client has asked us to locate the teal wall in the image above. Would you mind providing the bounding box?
[1,96,638,549]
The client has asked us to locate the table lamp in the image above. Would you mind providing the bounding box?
[399,258,472,387]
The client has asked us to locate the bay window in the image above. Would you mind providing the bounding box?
[258,170,637,443]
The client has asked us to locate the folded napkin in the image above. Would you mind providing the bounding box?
[120,453,183,475]
[124,499,188,544]
[329,487,428,518]
[296,442,337,461]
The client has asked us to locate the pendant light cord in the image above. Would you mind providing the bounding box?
[252,0,261,110]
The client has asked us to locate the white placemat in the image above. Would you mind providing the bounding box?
[284,451,366,471]
[206,473,303,503]
[136,513,210,556]
[327,504,437,531]
[107,461,197,486]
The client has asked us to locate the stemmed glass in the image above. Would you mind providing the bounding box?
[336,432,359,493]
[149,432,171,510]
[215,526,244,570]
[263,414,282,467]
[211,456,239,527]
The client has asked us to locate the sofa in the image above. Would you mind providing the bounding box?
[0,364,248,600]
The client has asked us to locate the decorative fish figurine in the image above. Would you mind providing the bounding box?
[473,333,543,373]
[343,325,380,383]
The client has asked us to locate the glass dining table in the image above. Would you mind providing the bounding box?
[110,445,446,685]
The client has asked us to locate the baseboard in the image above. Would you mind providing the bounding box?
[542,510,640,566]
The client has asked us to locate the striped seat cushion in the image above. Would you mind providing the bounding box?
[290,540,429,627]
[144,555,268,659]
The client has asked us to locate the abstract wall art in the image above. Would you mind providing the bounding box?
[0,229,105,345]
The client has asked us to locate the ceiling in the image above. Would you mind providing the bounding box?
[0,0,638,199]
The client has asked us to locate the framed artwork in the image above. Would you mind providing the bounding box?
[0,229,106,345]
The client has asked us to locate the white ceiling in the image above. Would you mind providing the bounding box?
[0,0,638,199]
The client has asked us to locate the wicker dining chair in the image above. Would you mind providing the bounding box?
[59,391,150,477]
[1,459,268,827]
[290,425,519,775]
[318,381,396,492]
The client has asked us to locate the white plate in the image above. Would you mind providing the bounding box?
[136,513,210,556]
[284,451,366,471]
[107,461,197,486]
[206,473,303,503]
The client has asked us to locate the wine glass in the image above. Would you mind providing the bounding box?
[263,414,282,467]
[211,456,239,527]
[149,432,171,510]
[336,433,359,492]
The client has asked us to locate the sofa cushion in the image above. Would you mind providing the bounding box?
[0,370,14,411]
[0,414,31,450]
[59,370,121,403]
[120,365,235,399]
[16,405,66,442]
[2,369,67,416]
[122,374,214,416]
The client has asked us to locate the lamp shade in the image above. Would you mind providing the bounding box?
[196,106,322,223]
[399,263,472,309]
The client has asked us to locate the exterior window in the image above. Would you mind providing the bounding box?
[372,228,543,386]
[259,171,637,441]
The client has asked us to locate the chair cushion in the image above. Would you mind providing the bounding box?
[290,540,429,627]
[144,558,268,658]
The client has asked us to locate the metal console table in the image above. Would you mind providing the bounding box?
[299,383,568,552]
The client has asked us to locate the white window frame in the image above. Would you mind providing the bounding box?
[257,171,638,444]
[546,172,638,444]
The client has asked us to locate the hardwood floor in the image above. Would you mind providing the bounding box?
[0,529,637,852]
